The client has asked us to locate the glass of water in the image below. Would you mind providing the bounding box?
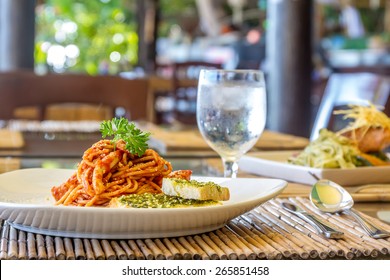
[196,69,267,178]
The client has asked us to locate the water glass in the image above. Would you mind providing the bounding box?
[196,69,267,178]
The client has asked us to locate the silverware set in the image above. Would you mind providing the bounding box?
[282,178,390,239]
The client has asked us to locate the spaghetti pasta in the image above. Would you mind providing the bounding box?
[287,129,361,169]
[51,139,173,207]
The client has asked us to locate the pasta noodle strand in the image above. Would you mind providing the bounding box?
[51,139,172,207]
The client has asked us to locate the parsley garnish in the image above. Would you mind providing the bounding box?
[100,117,151,156]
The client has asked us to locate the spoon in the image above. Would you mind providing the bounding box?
[310,179,390,239]
[281,202,344,239]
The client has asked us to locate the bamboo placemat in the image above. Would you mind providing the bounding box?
[142,123,309,152]
[1,198,389,260]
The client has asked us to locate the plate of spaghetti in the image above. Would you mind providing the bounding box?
[0,118,287,239]
[51,139,174,207]
[240,104,390,186]
[0,168,286,239]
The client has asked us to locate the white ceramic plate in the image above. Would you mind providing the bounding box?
[239,151,390,186]
[0,168,287,239]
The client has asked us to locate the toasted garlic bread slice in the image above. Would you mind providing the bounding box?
[162,178,230,201]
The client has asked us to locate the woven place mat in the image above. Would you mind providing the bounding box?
[1,198,389,260]
[142,123,309,152]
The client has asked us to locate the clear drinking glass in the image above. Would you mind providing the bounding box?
[196,69,267,178]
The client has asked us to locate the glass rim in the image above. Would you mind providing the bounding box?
[199,69,265,83]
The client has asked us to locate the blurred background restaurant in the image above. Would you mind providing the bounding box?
[0,0,389,138]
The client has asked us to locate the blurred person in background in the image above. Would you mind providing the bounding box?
[339,0,365,38]
[233,26,265,70]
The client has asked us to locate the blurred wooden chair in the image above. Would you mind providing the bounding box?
[172,61,222,125]
[0,71,149,121]
[310,72,390,141]
[44,103,113,121]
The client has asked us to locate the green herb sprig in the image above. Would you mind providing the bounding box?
[100,117,151,156]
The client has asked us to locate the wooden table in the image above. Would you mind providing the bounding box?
[1,122,389,260]
[0,127,388,224]
[0,121,309,159]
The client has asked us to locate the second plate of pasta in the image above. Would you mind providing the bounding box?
[239,151,390,186]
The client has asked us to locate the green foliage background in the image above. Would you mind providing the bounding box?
[35,0,198,75]
[35,0,138,75]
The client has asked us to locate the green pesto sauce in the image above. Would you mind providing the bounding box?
[118,193,219,208]
[170,178,222,192]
